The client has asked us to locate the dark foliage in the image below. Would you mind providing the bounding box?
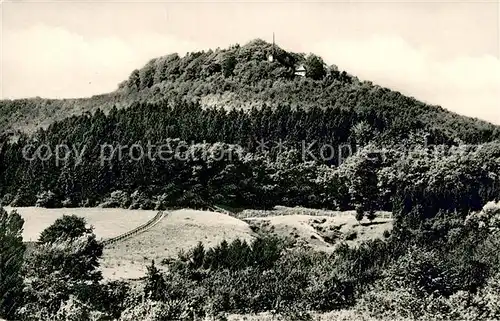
[38,215,93,244]
[0,207,25,319]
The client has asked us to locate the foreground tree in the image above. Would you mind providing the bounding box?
[339,148,381,221]
[144,260,167,301]
[0,207,25,319]
[20,215,104,319]
[38,215,94,244]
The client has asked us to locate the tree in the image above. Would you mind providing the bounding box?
[99,190,131,209]
[355,204,364,222]
[339,149,381,221]
[139,60,156,89]
[22,215,104,318]
[0,207,25,319]
[189,242,205,269]
[144,260,167,301]
[353,121,375,147]
[221,53,237,78]
[0,193,13,206]
[38,215,92,244]
[10,185,36,207]
[36,190,61,208]
[127,69,141,90]
[304,54,326,80]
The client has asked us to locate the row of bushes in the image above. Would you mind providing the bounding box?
[0,190,204,211]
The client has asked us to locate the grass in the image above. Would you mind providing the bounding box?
[101,209,256,280]
[245,210,393,251]
[4,206,158,242]
[101,207,392,280]
[8,205,392,280]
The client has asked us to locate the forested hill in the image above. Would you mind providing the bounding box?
[1,38,499,144]
[1,39,500,219]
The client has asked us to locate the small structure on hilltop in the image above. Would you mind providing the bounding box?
[295,64,306,77]
[267,32,276,62]
[266,33,306,77]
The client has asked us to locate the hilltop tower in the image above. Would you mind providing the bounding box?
[267,32,275,62]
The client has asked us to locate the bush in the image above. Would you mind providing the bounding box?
[53,296,109,321]
[119,299,190,321]
[0,193,13,206]
[390,247,456,297]
[366,209,376,222]
[175,236,284,272]
[22,215,104,319]
[129,191,155,210]
[94,281,130,319]
[10,188,36,207]
[144,260,167,301]
[36,190,62,208]
[99,191,130,209]
[278,310,313,321]
[355,205,364,221]
[62,197,79,208]
[345,230,358,241]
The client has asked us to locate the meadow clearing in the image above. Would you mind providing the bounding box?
[6,205,394,280]
[101,209,256,279]
[245,211,393,252]
[5,206,158,241]
[100,207,393,280]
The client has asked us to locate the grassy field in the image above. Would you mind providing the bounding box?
[101,208,393,280]
[5,205,393,280]
[4,206,158,241]
[245,211,393,252]
[101,209,256,280]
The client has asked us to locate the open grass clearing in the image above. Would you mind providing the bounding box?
[4,206,158,242]
[101,209,256,280]
[245,210,393,251]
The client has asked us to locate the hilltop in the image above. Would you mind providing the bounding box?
[1,39,499,144]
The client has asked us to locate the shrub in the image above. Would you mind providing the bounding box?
[62,197,79,208]
[365,209,376,222]
[0,207,25,319]
[119,299,187,321]
[36,190,61,208]
[39,215,93,243]
[129,191,155,210]
[390,247,455,297]
[53,296,109,321]
[99,191,130,209]
[345,230,358,241]
[278,310,313,321]
[355,205,364,221]
[22,215,104,319]
[0,193,13,206]
[94,281,130,319]
[144,260,167,301]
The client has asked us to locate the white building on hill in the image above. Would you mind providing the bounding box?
[295,64,306,77]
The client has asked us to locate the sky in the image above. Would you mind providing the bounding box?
[1,0,499,124]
